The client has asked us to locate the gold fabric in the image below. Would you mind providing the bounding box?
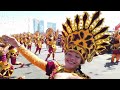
[17,45,47,71]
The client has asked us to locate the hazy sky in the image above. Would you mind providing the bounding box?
[0,11,120,35]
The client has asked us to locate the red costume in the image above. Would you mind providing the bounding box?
[111,30,120,63]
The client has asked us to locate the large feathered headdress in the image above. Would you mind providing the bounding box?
[46,28,59,40]
[62,11,110,64]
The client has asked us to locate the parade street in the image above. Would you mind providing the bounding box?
[10,44,120,79]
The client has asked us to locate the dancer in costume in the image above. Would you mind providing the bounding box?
[111,30,120,63]
[2,11,110,79]
[33,31,40,48]
[45,28,58,61]
[0,43,14,79]
[33,31,42,54]
[27,36,32,51]
[23,35,28,48]
[7,46,24,68]
[26,32,33,51]
[34,35,42,54]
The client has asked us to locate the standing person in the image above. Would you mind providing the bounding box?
[34,36,42,54]
[45,28,58,61]
[27,36,32,51]
[2,11,110,79]
[7,46,24,68]
[27,37,32,51]
[57,34,62,47]
[111,30,120,63]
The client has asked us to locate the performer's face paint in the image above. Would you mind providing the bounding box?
[65,51,82,71]
[10,51,19,58]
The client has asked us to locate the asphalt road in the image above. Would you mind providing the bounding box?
[9,43,120,79]
[10,44,64,79]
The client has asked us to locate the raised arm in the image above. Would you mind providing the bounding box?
[2,35,47,71]
[17,45,47,71]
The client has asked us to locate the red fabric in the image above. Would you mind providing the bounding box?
[46,61,55,76]
[0,54,7,62]
[48,46,53,53]
[10,57,16,65]
[112,49,120,54]
[27,45,31,50]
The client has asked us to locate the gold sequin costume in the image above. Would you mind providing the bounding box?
[0,61,14,79]
[45,28,58,60]
[10,11,110,79]
[0,44,14,79]
[46,28,58,50]
[49,11,111,79]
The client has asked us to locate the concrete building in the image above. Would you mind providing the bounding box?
[39,20,44,33]
[33,19,57,33]
[33,19,39,33]
[47,22,56,31]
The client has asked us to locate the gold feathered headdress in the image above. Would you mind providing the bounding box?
[46,28,58,40]
[62,11,110,63]
[46,28,54,38]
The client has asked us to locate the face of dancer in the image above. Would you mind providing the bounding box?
[64,50,82,71]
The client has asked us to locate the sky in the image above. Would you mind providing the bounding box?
[0,11,120,35]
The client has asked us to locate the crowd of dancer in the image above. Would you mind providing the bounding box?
[0,11,120,79]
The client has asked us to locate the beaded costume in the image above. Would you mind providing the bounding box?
[0,43,14,79]
[111,30,120,63]
[2,11,110,79]
[45,28,58,61]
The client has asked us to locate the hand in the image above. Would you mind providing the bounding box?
[2,35,21,48]
[0,43,5,47]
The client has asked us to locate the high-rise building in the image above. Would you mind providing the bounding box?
[33,19,57,33]
[39,20,44,33]
[33,19,39,33]
[47,22,56,31]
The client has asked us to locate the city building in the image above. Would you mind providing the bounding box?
[33,19,57,33]
[47,22,56,31]
[33,19,39,33]
[39,20,44,33]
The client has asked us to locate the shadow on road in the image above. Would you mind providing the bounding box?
[10,76,17,79]
[55,51,62,53]
[14,63,32,69]
[25,63,32,67]
[25,72,32,75]
[106,58,111,60]
[94,74,99,75]
[104,62,119,68]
